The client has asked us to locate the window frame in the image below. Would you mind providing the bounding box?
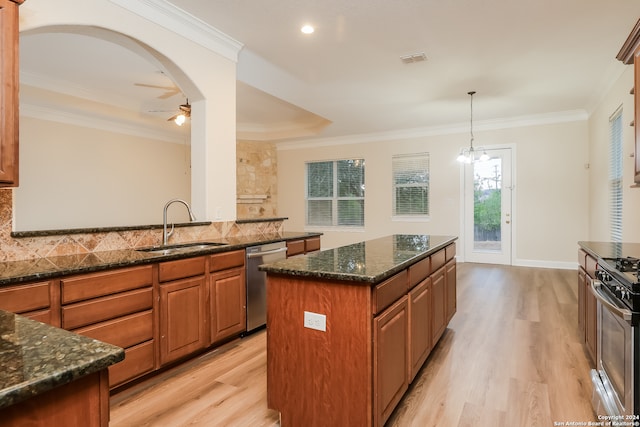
[305,158,365,229]
[391,152,430,221]
[609,106,623,242]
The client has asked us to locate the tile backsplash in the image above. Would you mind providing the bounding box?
[0,189,284,262]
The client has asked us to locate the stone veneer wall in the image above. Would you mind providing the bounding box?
[236,140,278,219]
[0,189,284,262]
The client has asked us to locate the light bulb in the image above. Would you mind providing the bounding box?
[479,152,490,162]
[174,114,186,126]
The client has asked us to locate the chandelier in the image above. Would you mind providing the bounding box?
[456,91,489,163]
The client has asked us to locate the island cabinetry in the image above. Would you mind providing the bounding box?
[266,237,457,427]
[286,236,321,257]
[61,266,154,388]
[0,280,59,326]
[158,256,206,366]
[577,249,598,364]
[374,295,409,427]
[0,0,23,187]
[208,249,246,345]
[446,258,457,323]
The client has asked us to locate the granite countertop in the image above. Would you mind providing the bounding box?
[0,232,321,287]
[260,234,457,283]
[0,310,124,409]
[579,241,640,260]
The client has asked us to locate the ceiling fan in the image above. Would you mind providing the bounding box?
[134,83,181,100]
[168,100,191,126]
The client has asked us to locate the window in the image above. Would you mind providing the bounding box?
[392,153,429,217]
[306,159,365,227]
[609,107,623,242]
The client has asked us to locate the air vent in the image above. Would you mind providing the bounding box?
[400,52,427,64]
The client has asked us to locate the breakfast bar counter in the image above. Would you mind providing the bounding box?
[261,234,457,427]
[0,309,123,426]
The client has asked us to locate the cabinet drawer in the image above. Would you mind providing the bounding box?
[62,287,153,330]
[159,257,206,282]
[305,237,321,252]
[372,270,408,315]
[109,340,155,388]
[445,243,456,262]
[61,266,153,304]
[210,250,245,272]
[408,257,430,290]
[578,249,587,269]
[0,281,50,313]
[74,310,153,349]
[287,239,305,257]
[431,249,446,273]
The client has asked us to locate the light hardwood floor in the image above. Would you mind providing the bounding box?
[110,263,597,426]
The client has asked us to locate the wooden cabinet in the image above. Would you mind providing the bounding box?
[158,257,206,366]
[617,19,640,184]
[445,259,457,323]
[1,370,110,427]
[0,280,59,326]
[209,249,246,345]
[286,236,321,257]
[577,248,597,365]
[431,266,446,345]
[61,266,154,388]
[0,0,22,187]
[373,296,408,427]
[408,277,431,382]
[267,240,457,427]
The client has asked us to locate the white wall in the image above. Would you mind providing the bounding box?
[278,119,589,266]
[588,66,640,242]
[14,117,191,230]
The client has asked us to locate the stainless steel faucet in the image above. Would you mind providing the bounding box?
[163,199,196,245]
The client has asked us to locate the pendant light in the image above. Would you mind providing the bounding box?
[456,91,489,163]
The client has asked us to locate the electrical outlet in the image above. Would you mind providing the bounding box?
[303,311,326,332]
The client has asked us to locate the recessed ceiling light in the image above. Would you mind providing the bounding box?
[301,24,315,34]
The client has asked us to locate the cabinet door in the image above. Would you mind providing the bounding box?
[578,267,586,341]
[445,259,457,323]
[408,277,431,382]
[0,0,19,186]
[209,266,246,345]
[373,295,408,427]
[431,267,446,345]
[159,276,206,365]
[585,275,597,364]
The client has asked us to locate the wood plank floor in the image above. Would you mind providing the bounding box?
[109,263,597,426]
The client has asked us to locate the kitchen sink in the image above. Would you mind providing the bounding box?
[136,242,228,255]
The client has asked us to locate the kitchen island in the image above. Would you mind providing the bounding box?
[0,309,123,426]
[261,234,457,427]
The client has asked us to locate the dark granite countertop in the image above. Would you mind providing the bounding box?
[0,310,124,409]
[0,232,321,288]
[260,234,457,283]
[579,241,640,261]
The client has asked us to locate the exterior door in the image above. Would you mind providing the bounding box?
[463,148,513,265]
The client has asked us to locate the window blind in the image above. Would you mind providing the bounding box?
[392,153,429,216]
[609,108,623,242]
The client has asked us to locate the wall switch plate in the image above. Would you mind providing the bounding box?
[303,311,326,332]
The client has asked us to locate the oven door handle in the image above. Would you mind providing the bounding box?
[590,279,633,322]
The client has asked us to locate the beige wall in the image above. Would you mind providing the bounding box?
[588,66,640,242]
[14,117,191,231]
[277,119,589,267]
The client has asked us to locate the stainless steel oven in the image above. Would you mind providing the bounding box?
[590,258,639,417]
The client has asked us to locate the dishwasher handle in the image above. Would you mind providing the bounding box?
[246,247,288,259]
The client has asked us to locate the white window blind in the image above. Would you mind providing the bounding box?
[306,159,365,227]
[392,153,429,217]
[609,107,623,242]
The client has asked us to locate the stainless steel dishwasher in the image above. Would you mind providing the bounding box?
[245,241,288,333]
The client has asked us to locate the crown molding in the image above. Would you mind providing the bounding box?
[108,0,243,62]
[616,18,640,65]
[276,110,588,150]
